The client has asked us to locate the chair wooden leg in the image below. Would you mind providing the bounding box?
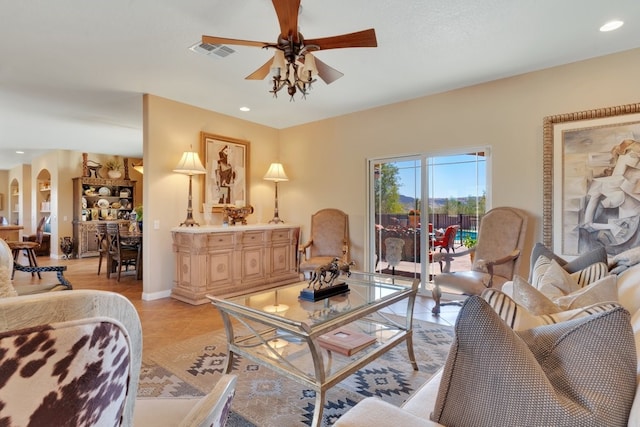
[97,252,103,275]
[27,249,41,279]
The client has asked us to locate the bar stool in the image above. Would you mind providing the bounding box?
[7,240,41,279]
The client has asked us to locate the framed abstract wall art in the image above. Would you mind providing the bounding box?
[543,102,640,257]
[201,132,250,212]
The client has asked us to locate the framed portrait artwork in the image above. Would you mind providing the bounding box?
[201,132,250,211]
[543,102,640,258]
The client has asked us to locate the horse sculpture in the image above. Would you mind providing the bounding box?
[308,258,356,289]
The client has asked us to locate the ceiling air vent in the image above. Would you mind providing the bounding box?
[189,42,235,58]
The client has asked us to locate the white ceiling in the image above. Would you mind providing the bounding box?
[1,0,639,171]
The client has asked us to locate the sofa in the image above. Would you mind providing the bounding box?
[335,246,640,426]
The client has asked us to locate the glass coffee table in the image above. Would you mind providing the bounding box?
[208,271,419,427]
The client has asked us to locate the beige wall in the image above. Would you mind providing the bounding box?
[143,95,280,300]
[276,47,640,277]
[143,48,640,299]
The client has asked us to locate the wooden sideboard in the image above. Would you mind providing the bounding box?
[171,224,300,305]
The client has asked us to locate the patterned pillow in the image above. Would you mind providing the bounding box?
[482,287,619,330]
[0,317,132,426]
[431,296,636,427]
[528,243,608,281]
[535,259,609,300]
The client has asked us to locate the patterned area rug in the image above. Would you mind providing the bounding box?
[138,319,454,427]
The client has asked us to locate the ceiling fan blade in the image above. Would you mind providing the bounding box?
[245,58,273,80]
[202,35,269,48]
[305,28,377,50]
[272,0,301,42]
[313,57,344,85]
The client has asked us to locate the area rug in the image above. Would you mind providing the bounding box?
[138,319,454,426]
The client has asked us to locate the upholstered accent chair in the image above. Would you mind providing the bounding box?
[299,208,350,277]
[431,207,528,315]
[0,290,237,427]
[0,238,71,295]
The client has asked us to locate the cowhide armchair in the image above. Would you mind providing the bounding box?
[0,290,237,427]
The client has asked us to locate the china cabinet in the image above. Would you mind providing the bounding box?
[72,177,136,258]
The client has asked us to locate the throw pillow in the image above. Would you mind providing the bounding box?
[528,242,607,281]
[536,259,609,300]
[482,287,619,330]
[0,265,18,298]
[514,273,617,312]
[431,296,636,427]
[610,245,640,274]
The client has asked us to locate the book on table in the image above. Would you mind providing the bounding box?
[316,327,377,356]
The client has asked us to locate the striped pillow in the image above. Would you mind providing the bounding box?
[537,259,610,299]
[482,286,619,330]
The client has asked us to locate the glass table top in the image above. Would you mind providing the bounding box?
[220,271,417,328]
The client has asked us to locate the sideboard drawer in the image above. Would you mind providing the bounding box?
[242,231,265,245]
[208,233,234,247]
[271,229,291,241]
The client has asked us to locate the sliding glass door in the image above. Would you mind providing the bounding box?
[369,150,487,292]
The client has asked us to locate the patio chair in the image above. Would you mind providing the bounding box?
[432,224,459,253]
[299,208,350,278]
[0,290,237,427]
[431,207,528,315]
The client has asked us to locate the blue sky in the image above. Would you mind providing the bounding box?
[394,154,486,199]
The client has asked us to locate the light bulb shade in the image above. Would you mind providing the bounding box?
[132,161,143,174]
[301,53,318,77]
[173,151,206,175]
[263,163,289,182]
[270,50,286,77]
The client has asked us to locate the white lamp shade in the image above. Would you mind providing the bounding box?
[301,53,318,77]
[263,163,289,182]
[132,162,143,174]
[173,151,206,175]
[270,50,286,77]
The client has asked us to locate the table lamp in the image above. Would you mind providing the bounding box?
[263,163,288,224]
[174,149,206,226]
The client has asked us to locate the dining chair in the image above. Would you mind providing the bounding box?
[106,222,139,281]
[95,222,108,275]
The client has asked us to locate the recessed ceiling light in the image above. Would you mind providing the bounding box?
[600,20,624,32]
[15,150,24,154]
[239,106,250,112]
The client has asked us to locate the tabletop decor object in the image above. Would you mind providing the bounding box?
[263,163,288,224]
[174,148,206,227]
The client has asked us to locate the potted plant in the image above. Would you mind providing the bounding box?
[408,209,420,228]
[134,205,143,231]
[462,235,477,262]
[105,159,123,179]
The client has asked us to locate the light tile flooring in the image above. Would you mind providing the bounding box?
[12,255,462,356]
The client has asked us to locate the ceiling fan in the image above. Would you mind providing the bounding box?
[202,0,377,100]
